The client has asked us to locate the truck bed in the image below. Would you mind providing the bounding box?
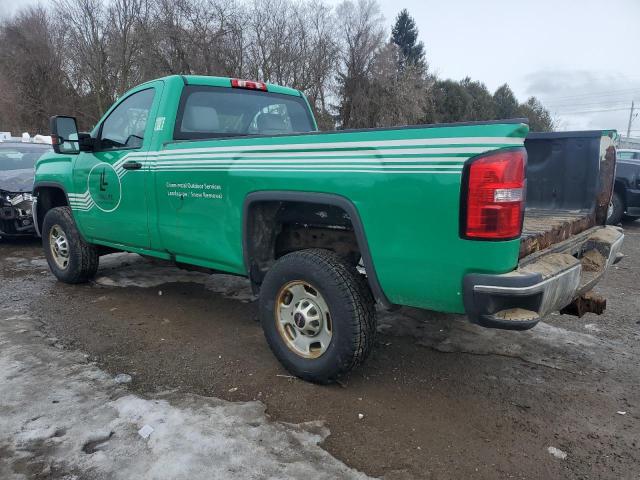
[520,209,594,258]
[519,131,616,259]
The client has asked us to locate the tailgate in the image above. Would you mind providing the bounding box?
[520,131,617,258]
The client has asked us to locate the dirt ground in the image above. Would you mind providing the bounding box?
[1,221,639,479]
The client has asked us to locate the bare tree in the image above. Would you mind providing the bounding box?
[52,0,112,124]
[365,42,430,127]
[335,0,384,128]
[0,0,554,135]
[0,6,73,132]
[106,0,150,95]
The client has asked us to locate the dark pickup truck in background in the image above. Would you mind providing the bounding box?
[609,148,640,225]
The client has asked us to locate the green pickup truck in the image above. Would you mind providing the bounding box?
[33,75,624,383]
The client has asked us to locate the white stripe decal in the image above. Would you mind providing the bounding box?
[147,168,462,174]
[152,165,463,170]
[70,203,94,211]
[148,147,492,160]
[89,135,524,179]
[118,136,523,160]
[69,190,94,211]
[153,156,468,164]
[152,161,467,168]
[151,137,523,156]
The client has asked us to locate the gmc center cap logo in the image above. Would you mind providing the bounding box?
[88,163,122,212]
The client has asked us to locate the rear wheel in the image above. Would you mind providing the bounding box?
[259,248,376,384]
[42,207,99,283]
[606,192,624,225]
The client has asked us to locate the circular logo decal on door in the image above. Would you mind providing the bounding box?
[87,163,122,212]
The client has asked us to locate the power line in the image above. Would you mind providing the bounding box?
[553,107,632,115]
[540,87,640,102]
[546,98,640,109]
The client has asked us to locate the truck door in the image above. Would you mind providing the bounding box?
[72,82,163,248]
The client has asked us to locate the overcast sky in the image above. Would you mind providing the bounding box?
[2,0,639,136]
[377,0,640,136]
[371,0,640,136]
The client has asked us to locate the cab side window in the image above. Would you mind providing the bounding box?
[100,89,155,150]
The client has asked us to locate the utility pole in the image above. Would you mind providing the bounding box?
[627,101,635,138]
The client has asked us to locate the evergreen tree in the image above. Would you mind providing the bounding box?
[460,77,495,120]
[493,84,520,119]
[391,9,425,70]
[518,96,555,132]
[430,80,473,123]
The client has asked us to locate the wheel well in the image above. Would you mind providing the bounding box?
[613,181,626,206]
[244,192,393,309]
[35,186,69,233]
[245,200,360,285]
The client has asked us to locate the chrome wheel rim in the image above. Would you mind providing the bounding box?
[49,224,70,270]
[607,201,614,221]
[275,280,332,358]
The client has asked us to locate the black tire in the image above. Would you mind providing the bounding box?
[42,206,99,283]
[606,192,624,225]
[259,248,376,384]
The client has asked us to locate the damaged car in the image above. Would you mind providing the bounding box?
[0,141,51,238]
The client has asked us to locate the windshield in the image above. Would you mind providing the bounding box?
[175,86,316,140]
[0,144,49,171]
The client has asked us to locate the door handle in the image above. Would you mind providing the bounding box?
[122,161,142,170]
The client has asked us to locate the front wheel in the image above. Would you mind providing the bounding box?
[42,206,99,283]
[259,249,376,384]
[606,192,624,225]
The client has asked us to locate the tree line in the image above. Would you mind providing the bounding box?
[0,0,554,134]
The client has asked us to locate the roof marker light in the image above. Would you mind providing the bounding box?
[231,78,268,91]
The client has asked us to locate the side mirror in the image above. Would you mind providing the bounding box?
[50,115,80,154]
[78,132,97,152]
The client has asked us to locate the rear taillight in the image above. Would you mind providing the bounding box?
[231,78,267,91]
[461,149,526,240]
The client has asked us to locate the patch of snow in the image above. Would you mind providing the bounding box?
[94,253,256,303]
[33,134,53,145]
[584,323,601,332]
[0,307,371,479]
[137,424,154,439]
[547,446,567,460]
[378,307,631,372]
[114,373,132,384]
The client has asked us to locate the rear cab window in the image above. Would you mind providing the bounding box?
[173,86,315,140]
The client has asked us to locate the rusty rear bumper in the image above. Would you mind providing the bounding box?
[463,226,624,330]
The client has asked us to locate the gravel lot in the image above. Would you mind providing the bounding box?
[1,221,639,479]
